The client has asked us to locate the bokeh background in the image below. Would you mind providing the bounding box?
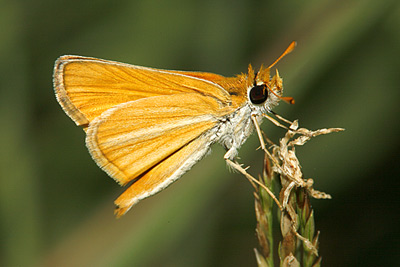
[1,0,399,266]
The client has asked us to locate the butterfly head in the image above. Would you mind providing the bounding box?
[246,64,294,114]
[246,42,296,114]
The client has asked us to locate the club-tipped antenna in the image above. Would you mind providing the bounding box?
[267,41,297,69]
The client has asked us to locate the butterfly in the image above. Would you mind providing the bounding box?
[53,41,296,217]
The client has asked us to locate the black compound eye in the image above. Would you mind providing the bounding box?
[249,84,268,104]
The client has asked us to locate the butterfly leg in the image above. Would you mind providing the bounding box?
[251,114,267,151]
[224,154,282,211]
[222,114,284,210]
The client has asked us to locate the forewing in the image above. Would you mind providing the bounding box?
[86,93,228,186]
[53,56,231,126]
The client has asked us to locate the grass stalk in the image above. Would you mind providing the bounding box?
[252,118,343,266]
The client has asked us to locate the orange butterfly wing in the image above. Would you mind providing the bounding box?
[54,56,232,126]
[53,56,243,216]
[85,93,228,216]
[114,134,212,217]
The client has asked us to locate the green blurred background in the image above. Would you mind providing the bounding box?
[1,0,399,266]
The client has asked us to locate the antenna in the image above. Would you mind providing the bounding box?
[267,41,297,69]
